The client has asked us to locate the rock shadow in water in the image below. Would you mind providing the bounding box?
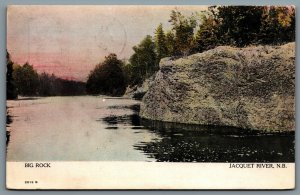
[105,126,119,130]
[133,119,295,162]
[100,103,141,129]
[101,114,141,127]
[107,104,140,112]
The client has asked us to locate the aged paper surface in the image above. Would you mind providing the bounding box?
[6,162,295,189]
[6,5,295,189]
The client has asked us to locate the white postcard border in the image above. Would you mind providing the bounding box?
[6,162,295,190]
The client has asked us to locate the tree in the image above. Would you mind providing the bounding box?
[154,23,168,63]
[128,35,157,85]
[6,51,17,99]
[13,62,39,96]
[286,6,296,42]
[38,72,86,96]
[192,6,295,52]
[165,30,176,56]
[194,10,219,53]
[121,62,135,87]
[38,73,57,96]
[169,10,197,56]
[215,6,264,47]
[259,6,295,45]
[86,53,126,96]
[124,6,295,89]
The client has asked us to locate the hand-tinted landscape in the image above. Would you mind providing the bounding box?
[6,5,295,162]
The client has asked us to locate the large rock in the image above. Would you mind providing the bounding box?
[140,43,295,132]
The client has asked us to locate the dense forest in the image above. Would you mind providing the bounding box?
[7,6,295,98]
[123,6,295,87]
[6,51,86,99]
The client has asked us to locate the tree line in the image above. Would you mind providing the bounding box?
[59,5,298,96]
[6,51,86,99]
[7,6,295,98]
[123,6,295,87]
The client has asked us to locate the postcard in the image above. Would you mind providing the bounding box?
[6,5,295,189]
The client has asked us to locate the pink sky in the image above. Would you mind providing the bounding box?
[7,5,207,81]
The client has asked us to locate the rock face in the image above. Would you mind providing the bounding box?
[140,43,295,131]
[124,75,155,100]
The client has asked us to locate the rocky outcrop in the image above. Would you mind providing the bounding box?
[140,43,295,132]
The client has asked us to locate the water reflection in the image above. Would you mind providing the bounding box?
[134,119,295,162]
[102,114,141,126]
[7,96,295,162]
[101,103,142,129]
[102,105,295,162]
[100,103,294,162]
[7,97,153,161]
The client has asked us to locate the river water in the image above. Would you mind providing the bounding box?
[6,96,294,162]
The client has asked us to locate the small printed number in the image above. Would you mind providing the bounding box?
[25,181,38,184]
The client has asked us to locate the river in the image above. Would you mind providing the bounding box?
[6,96,294,162]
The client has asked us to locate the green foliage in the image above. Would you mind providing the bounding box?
[125,10,199,87]
[8,6,295,98]
[154,23,168,63]
[122,63,135,86]
[259,6,295,44]
[194,11,219,53]
[169,10,197,56]
[194,6,295,52]
[7,52,86,97]
[216,6,264,47]
[6,51,17,99]
[86,53,126,96]
[165,30,176,56]
[287,7,296,42]
[13,62,39,96]
[124,6,295,91]
[128,35,157,86]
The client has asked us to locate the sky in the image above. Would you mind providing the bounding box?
[7,5,207,81]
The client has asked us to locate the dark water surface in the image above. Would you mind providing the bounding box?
[7,96,294,162]
[135,120,295,162]
[101,100,295,162]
